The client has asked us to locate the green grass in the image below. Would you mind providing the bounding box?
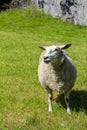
[0,7,87,130]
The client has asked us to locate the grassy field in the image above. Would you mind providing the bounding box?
[0,7,87,130]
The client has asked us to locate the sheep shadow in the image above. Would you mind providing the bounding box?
[55,90,87,113]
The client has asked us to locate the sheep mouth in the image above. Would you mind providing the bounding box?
[44,59,51,63]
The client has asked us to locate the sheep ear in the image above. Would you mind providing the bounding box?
[39,46,46,50]
[60,44,72,50]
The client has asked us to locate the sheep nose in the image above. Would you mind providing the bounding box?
[44,56,49,60]
[43,56,50,63]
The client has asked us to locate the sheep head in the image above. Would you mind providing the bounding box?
[39,44,71,64]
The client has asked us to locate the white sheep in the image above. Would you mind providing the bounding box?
[38,44,77,114]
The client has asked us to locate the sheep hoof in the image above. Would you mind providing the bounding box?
[49,110,52,112]
[49,108,53,112]
[67,109,71,115]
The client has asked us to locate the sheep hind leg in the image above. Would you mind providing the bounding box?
[64,92,71,115]
[46,88,53,112]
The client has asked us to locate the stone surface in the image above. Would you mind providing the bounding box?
[10,0,29,9]
[31,0,87,25]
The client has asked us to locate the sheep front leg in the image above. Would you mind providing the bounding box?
[64,92,71,115]
[46,88,53,112]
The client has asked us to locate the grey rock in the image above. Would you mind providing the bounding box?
[31,0,87,25]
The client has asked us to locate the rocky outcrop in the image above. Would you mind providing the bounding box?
[9,0,29,9]
[1,0,87,26]
[31,0,87,25]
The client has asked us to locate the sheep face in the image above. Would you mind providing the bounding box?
[39,44,71,64]
[44,46,62,64]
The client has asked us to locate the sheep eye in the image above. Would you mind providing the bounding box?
[54,48,58,51]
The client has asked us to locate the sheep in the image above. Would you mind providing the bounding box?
[38,44,77,114]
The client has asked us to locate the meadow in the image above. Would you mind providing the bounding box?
[0,7,87,130]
